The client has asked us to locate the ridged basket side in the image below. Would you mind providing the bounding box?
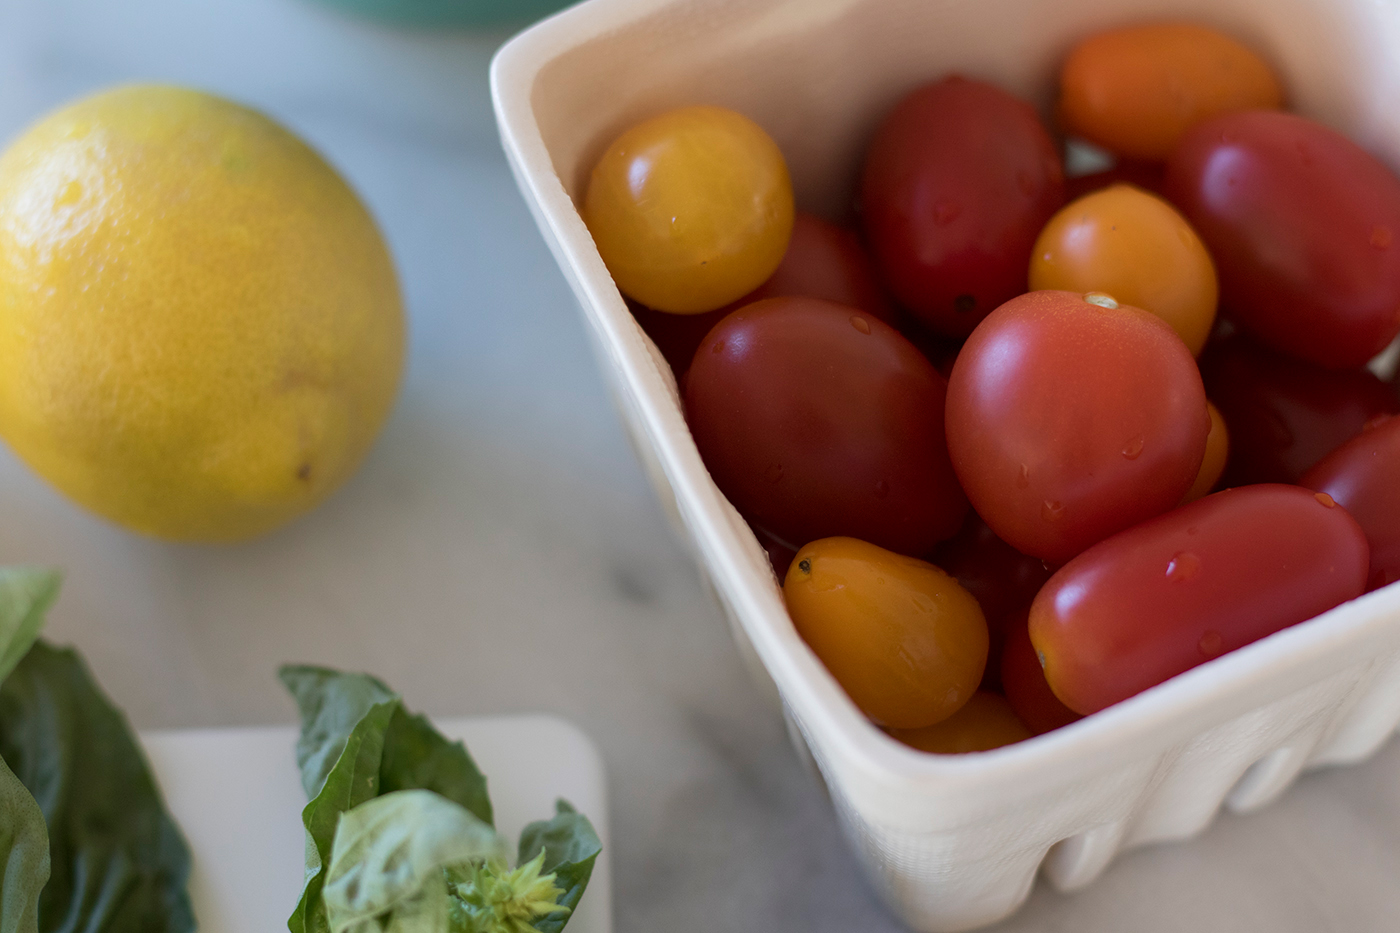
[791,651,1400,933]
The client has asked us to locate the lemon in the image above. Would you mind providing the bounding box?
[0,85,404,541]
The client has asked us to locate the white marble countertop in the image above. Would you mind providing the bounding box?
[2,2,1399,931]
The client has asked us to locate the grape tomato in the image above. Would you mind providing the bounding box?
[583,105,794,314]
[1201,335,1399,486]
[860,76,1065,337]
[946,289,1210,562]
[1059,22,1284,160]
[1030,484,1369,715]
[1164,110,1400,368]
[1303,414,1400,591]
[928,511,1053,689]
[784,537,988,729]
[888,692,1031,754]
[1001,611,1081,735]
[632,211,893,377]
[686,296,967,556]
[1029,183,1218,354]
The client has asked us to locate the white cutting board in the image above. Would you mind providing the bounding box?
[139,714,612,933]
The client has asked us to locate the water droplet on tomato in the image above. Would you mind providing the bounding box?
[1198,630,1223,657]
[710,340,724,354]
[873,479,889,499]
[1166,551,1201,583]
[1017,464,1030,488]
[765,463,784,484]
[1314,491,1337,508]
[1121,435,1144,460]
[1042,500,1064,521]
[1083,292,1118,309]
[850,315,871,335]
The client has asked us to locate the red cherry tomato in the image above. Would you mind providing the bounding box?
[860,76,1065,337]
[946,290,1210,562]
[1303,414,1400,591]
[1064,160,1165,201]
[1030,484,1369,715]
[928,511,1053,689]
[686,297,968,555]
[633,212,894,377]
[1164,110,1400,368]
[1200,335,1399,486]
[1001,611,1081,735]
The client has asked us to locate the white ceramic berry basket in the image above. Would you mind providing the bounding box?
[490,0,1400,928]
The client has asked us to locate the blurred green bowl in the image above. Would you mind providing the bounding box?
[311,0,575,27]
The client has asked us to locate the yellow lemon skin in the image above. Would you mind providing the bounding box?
[0,85,405,541]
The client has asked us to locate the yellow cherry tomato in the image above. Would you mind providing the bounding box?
[583,105,794,314]
[888,692,1032,754]
[1059,22,1284,160]
[783,537,988,730]
[1029,184,1218,354]
[1183,401,1230,503]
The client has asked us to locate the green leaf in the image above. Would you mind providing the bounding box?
[380,707,492,828]
[290,698,399,933]
[516,801,601,933]
[280,665,397,799]
[278,667,492,827]
[0,569,61,686]
[0,641,195,933]
[322,790,505,933]
[0,753,49,933]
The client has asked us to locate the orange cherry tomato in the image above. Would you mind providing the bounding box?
[784,537,987,729]
[888,692,1031,753]
[1059,22,1284,160]
[1029,184,1217,354]
[583,105,794,313]
[1182,401,1229,503]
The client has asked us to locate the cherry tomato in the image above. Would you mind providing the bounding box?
[1029,183,1218,354]
[860,76,1065,337]
[686,297,967,555]
[946,290,1210,562]
[1059,23,1283,160]
[1030,484,1369,715]
[1303,414,1400,591]
[583,105,794,313]
[928,511,1053,690]
[1000,611,1081,735]
[1182,401,1229,503]
[1164,110,1400,368]
[1065,159,1165,201]
[887,692,1030,753]
[785,537,987,729]
[632,211,894,376]
[1200,335,1399,486]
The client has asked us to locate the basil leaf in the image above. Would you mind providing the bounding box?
[0,641,195,933]
[0,753,49,933]
[290,698,398,933]
[0,569,61,685]
[380,707,493,828]
[280,667,493,827]
[323,790,504,933]
[516,801,601,933]
[280,665,397,799]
